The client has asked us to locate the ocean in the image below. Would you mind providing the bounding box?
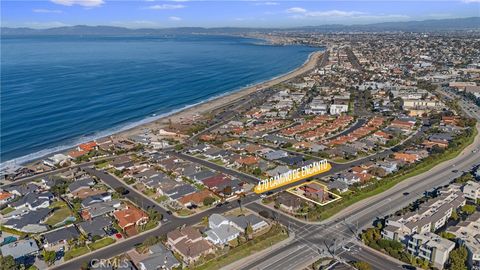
[1,34,318,167]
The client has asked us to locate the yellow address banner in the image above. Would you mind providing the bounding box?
[254,159,331,194]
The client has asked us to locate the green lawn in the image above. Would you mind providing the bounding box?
[1,207,14,215]
[88,237,116,251]
[210,158,225,166]
[177,208,194,216]
[45,207,73,226]
[49,200,67,209]
[64,246,90,261]
[194,225,288,270]
[142,188,157,197]
[155,195,169,203]
[94,161,109,169]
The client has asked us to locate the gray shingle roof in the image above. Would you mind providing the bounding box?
[140,244,180,270]
[43,226,80,244]
[78,216,112,237]
[0,239,39,259]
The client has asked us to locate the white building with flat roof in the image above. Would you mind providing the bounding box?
[447,212,480,269]
[407,232,455,269]
[463,181,480,201]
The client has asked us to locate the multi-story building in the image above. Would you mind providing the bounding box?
[382,190,466,241]
[407,232,455,269]
[463,181,480,201]
[447,212,480,269]
[329,99,349,115]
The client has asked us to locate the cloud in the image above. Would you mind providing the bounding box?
[254,1,278,6]
[286,7,307,14]
[147,4,185,10]
[50,0,104,7]
[33,8,63,13]
[168,16,182,21]
[287,7,365,18]
[306,10,365,17]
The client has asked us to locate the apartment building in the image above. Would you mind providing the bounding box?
[382,190,466,241]
[463,181,480,201]
[446,212,480,269]
[407,232,455,269]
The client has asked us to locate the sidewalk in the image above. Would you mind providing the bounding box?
[220,232,296,270]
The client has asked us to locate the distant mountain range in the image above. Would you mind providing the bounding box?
[2,17,479,36]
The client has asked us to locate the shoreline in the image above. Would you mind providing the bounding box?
[1,50,323,171]
[117,50,323,137]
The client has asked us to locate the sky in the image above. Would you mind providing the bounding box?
[1,0,479,29]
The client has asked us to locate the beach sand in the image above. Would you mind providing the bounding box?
[118,50,324,138]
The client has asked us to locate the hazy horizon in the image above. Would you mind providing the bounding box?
[2,0,479,29]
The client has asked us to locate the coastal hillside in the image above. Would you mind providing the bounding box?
[2,17,479,35]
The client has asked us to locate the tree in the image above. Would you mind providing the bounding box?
[448,246,468,270]
[252,167,262,176]
[461,204,476,215]
[115,186,128,195]
[245,223,254,240]
[353,261,372,270]
[0,255,17,270]
[440,231,456,240]
[42,250,56,266]
[450,209,459,221]
[203,196,216,206]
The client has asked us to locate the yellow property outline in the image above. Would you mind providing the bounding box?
[286,180,342,206]
[254,160,331,194]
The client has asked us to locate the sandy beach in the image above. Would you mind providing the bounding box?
[119,50,324,138]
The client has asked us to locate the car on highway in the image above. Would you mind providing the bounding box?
[342,245,351,252]
[166,210,173,215]
[403,192,410,196]
[452,170,459,173]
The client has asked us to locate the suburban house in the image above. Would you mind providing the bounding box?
[138,244,181,270]
[204,214,242,245]
[78,216,113,238]
[227,214,269,233]
[68,178,96,194]
[42,225,80,249]
[177,189,216,208]
[81,192,112,208]
[10,192,53,211]
[81,200,121,220]
[113,204,149,235]
[166,226,213,264]
[0,239,39,260]
[300,182,328,202]
[276,192,305,213]
[0,191,14,205]
[3,208,51,233]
